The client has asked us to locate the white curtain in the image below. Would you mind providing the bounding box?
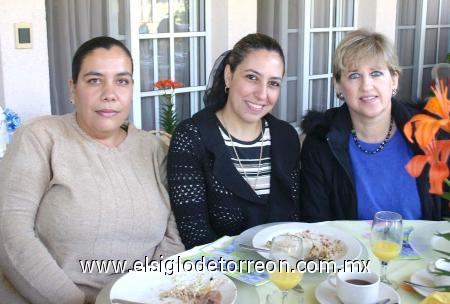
[46,0,109,115]
[257,0,288,120]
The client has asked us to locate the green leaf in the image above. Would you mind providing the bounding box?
[433,248,450,257]
[435,232,450,241]
[430,269,450,276]
[441,192,450,200]
[160,101,178,134]
[434,285,450,292]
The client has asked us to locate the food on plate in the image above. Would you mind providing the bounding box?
[265,230,346,260]
[159,275,225,303]
[196,290,222,304]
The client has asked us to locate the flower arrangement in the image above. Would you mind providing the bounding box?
[0,107,20,157]
[4,108,21,134]
[1,108,21,144]
[404,80,450,197]
[404,80,450,286]
[154,79,184,134]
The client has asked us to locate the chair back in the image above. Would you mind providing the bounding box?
[431,63,450,97]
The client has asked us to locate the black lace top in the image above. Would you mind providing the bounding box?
[167,106,301,249]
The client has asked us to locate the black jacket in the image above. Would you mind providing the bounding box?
[168,106,301,249]
[300,99,448,221]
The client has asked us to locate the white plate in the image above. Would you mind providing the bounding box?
[410,268,435,297]
[409,221,450,260]
[315,278,401,304]
[110,269,237,304]
[252,223,362,267]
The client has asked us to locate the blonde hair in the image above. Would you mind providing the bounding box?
[333,29,400,82]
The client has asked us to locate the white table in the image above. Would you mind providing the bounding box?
[96,220,440,304]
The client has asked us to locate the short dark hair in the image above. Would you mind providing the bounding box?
[71,36,133,84]
[204,33,285,109]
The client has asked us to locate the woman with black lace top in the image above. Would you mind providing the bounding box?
[167,33,301,249]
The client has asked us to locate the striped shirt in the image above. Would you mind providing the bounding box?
[217,120,271,197]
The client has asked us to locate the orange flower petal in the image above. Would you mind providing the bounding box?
[431,80,450,111]
[437,140,450,163]
[403,120,414,143]
[154,79,183,90]
[414,119,442,147]
[172,81,184,88]
[438,119,450,133]
[405,155,430,177]
[155,79,171,89]
[425,96,447,118]
[429,162,449,194]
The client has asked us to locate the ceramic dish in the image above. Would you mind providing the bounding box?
[110,268,237,304]
[409,268,436,297]
[409,221,450,261]
[252,222,362,268]
[315,278,401,304]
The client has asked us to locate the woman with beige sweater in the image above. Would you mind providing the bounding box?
[0,36,184,304]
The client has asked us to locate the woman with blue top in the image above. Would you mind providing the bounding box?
[167,33,301,249]
[300,29,448,221]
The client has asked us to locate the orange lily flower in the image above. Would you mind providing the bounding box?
[404,80,450,147]
[405,139,450,194]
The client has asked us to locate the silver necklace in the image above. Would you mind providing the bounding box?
[221,116,264,190]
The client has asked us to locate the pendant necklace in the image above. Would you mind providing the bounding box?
[220,115,264,190]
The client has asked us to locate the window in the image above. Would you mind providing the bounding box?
[396,0,450,102]
[46,0,208,128]
[129,0,208,129]
[258,0,358,128]
[303,0,357,114]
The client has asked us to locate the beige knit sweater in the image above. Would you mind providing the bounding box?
[0,113,185,304]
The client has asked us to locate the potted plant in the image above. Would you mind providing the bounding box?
[154,79,184,134]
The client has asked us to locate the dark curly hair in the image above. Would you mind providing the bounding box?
[204,33,285,109]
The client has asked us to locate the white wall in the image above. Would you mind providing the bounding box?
[0,0,397,123]
[210,0,257,66]
[0,0,51,121]
[0,0,257,123]
[358,0,398,43]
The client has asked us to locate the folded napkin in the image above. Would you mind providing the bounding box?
[420,292,450,304]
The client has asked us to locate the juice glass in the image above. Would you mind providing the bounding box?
[370,211,403,289]
[266,235,304,304]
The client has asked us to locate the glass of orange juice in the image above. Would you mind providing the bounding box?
[266,235,304,304]
[370,211,403,289]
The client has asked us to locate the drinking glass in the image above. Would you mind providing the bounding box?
[266,235,304,304]
[370,211,403,289]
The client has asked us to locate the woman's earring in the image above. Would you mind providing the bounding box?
[336,93,345,101]
[69,99,74,104]
[392,88,398,97]
[224,86,229,94]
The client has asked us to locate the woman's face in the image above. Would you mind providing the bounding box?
[69,46,133,139]
[335,58,398,121]
[224,49,284,124]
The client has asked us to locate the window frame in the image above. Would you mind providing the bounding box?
[396,0,450,102]
[125,0,210,129]
[267,0,358,129]
[302,0,358,117]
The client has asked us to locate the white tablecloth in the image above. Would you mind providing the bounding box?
[96,220,441,304]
